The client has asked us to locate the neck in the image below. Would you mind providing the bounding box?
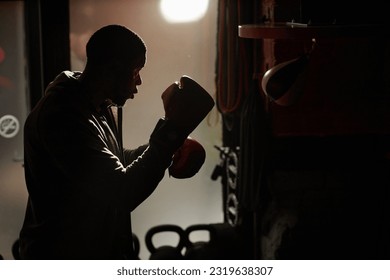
[78,68,110,112]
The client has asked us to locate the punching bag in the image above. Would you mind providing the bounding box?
[261,54,309,106]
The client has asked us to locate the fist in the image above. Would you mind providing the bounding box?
[169,138,206,179]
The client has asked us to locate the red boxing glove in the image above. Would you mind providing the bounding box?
[161,75,215,135]
[169,138,206,179]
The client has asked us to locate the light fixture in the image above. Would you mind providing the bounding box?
[160,0,209,23]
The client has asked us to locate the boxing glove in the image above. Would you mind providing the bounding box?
[161,75,215,135]
[169,137,206,179]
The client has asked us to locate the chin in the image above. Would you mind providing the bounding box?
[117,100,127,107]
[111,98,125,107]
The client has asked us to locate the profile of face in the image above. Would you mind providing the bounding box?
[110,56,145,107]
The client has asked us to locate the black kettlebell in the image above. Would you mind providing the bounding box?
[184,223,243,260]
[184,224,218,260]
[12,238,20,260]
[207,223,243,259]
[145,224,185,260]
[132,233,141,259]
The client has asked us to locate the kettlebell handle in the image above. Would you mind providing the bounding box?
[184,224,213,247]
[145,224,186,253]
[132,233,140,258]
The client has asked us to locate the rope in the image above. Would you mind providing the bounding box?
[216,0,249,115]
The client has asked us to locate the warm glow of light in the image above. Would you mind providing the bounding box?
[160,0,209,23]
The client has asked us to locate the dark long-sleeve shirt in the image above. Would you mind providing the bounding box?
[19,71,183,259]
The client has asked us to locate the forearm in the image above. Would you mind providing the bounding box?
[120,145,168,211]
[123,144,148,165]
[118,118,188,211]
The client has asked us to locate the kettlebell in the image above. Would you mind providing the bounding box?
[145,224,185,260]
[207,223,242,259]
[185,223,244,259]
[183,224,217,260]
[132,233,140,259]
[12,239,20,260]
